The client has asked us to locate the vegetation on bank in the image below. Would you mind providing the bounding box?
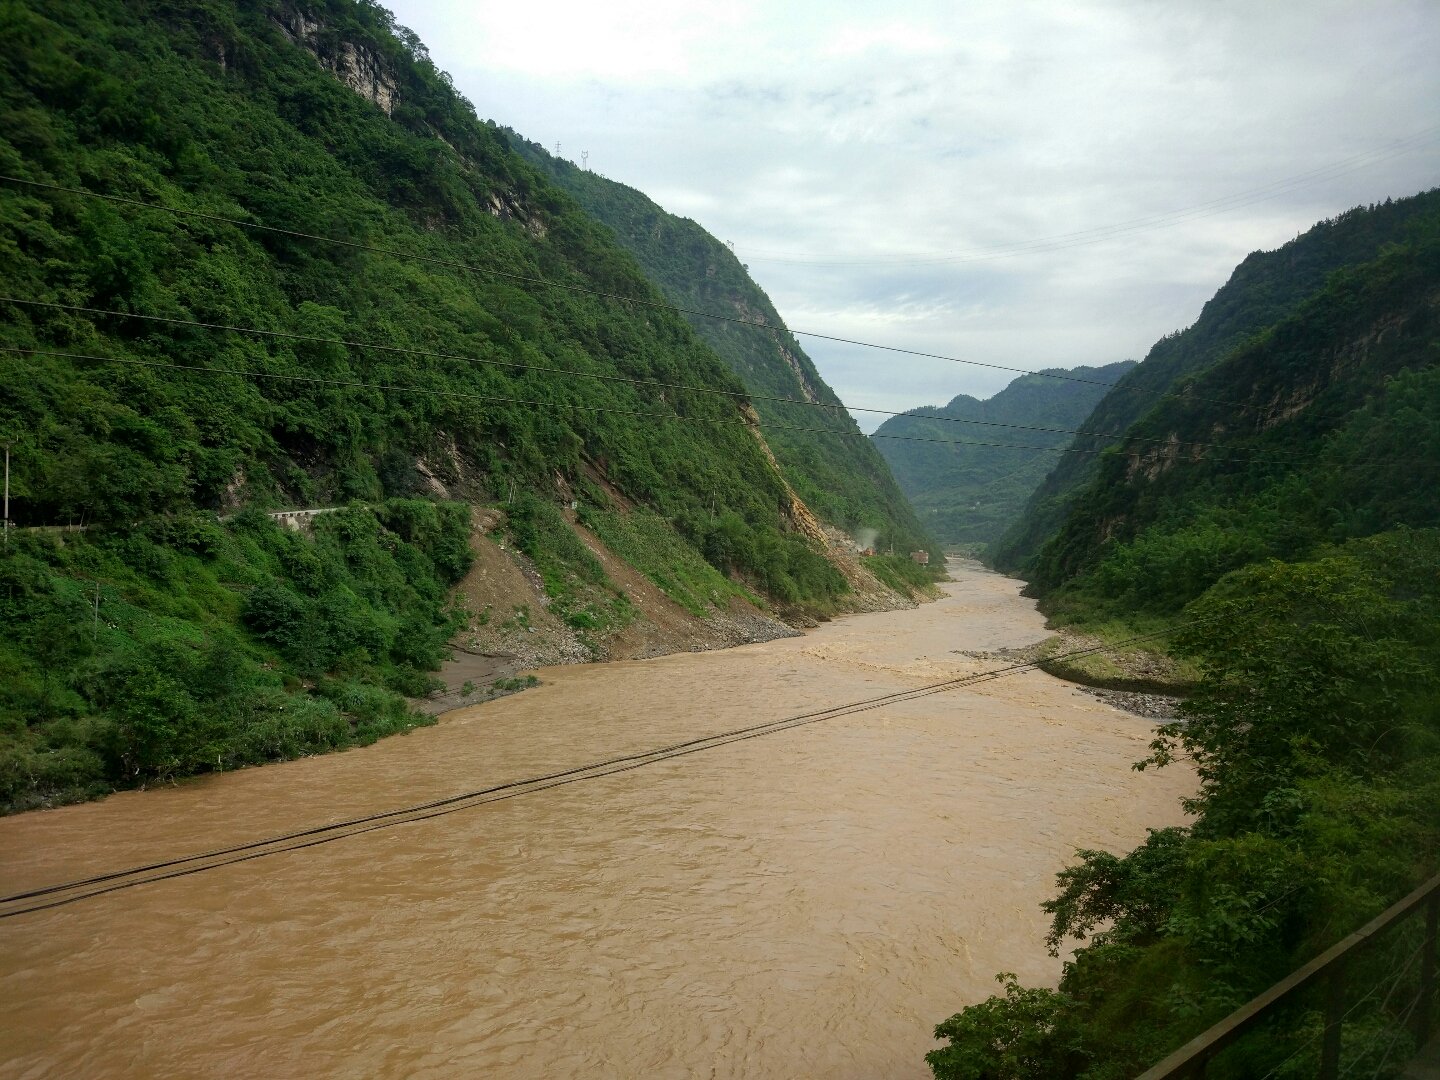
[576,502,757,618]
[929,192,1440,1077]
[0,501,469,812]
[1025,619,1200,695]
[930,529,1440,1079]
[863,553,944,598]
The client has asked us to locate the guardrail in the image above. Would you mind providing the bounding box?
[1137,871,1440,1079]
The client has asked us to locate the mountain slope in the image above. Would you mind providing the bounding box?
[507,138,938,560]
[1031,227,1440,613]
[928,220,1440,1080]
[872,361,1134,548]
[0,0,924,810]
[992,188,1440,572]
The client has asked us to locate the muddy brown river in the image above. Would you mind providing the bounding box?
[0,562,1191,1078]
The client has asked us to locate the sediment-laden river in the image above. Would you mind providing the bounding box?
[0,562,1191,1078]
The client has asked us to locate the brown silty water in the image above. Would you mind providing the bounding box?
[0,562,1192,1078]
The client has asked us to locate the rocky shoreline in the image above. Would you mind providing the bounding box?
[956,630,1190,720]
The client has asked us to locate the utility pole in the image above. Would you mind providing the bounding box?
[3,443,8,549]
[581,150,589,170]
[554,141,561,158]
[93,581,100,642]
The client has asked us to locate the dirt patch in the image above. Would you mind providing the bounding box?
[420,507,805,713]
[446,515,590,672]
[416,504,937,717]
[566,514,800,660]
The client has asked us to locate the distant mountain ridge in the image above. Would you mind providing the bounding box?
[872,361,1135,548]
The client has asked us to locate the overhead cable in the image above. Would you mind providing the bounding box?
[0,173,1270,413]
[1,345,1372,468]
[0,296,1319,460]
[0,617,1223,918]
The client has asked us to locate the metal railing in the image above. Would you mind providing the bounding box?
[1137,871,1440,1079]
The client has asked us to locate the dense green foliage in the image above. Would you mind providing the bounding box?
[577,503,754,617]
[930,530,1440,1079]
[510,137,940,561]
[872,362,1132,549]
[993,189,1440,573]
[0,501,469,810]
[0,0,878,808]
[0,0,851,578]
[1032,231,1440,615]
[929,193,1440,1077]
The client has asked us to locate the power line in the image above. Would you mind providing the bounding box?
[1,345,1370,468]
[0,617,1222,918]
[0,296,1318,460]
[0,173,1269,413]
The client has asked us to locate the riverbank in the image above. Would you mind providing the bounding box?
[415,509,941,713]
[0,561,1192,1080]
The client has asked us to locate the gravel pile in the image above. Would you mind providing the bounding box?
[1077,686,1182,720]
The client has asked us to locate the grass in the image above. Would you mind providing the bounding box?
[579,505,755,617]
[1031,615,1202,694]
[865,553,946,598]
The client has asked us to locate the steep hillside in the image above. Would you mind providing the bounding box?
[992,188,1440,572]
[507,138,939,561]
[1030,228,1440,614]
[928,220,1440,1078]
[872,361,1133,549]
[0,0,926,811]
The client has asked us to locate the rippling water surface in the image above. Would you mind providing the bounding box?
[0,563,1191,1078]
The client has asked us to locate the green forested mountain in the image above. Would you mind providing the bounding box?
[508,138,937,559]
[0,0,911,810]
[1030,225,1440,613]
[928,202,1440,1078]
[871,361,1133,549]
[992,189,1440,572]
[932,530,1440,1078]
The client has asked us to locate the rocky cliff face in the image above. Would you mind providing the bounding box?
[275,6,399,114]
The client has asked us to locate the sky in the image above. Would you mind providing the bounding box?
[385,0,1440,432]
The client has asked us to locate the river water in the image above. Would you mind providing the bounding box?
[0,562,1191,1078]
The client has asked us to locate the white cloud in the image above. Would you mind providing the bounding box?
[389,0,1440,421]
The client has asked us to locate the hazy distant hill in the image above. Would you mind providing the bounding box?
[872,362,1134,549]
[991,189,1440,573]
[509,138,936,557]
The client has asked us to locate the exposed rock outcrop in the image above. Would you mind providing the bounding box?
[274,8,399,115]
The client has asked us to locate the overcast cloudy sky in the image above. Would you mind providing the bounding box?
[387,0,1439,431]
